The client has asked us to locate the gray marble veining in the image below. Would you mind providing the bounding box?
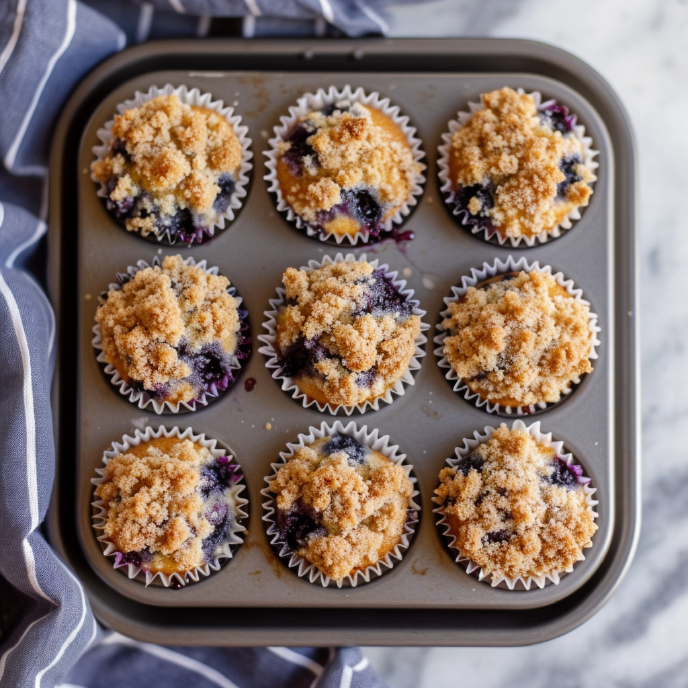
[363,0,688,685]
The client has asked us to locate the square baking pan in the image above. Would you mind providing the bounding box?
[47,38,640,646]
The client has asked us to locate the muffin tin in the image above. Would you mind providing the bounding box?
[47,38,639,646]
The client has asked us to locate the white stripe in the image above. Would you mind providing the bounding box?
[4,0,77,171]
[22,540,53,604]
[242,14,255,38]
[244,0,262,16]
[56,684,89,688]
[0,616,43,682]
[168,0,185,12]
[34,565,89,688]
[354,1,389,33]
[102,635,240,688]
[267,647,323,675]
[196,15,211,37]
[339,665,353,688]
[352,657,368,672]
[317,0,335,24]
[116,29,126,50]
[5,219,46,268]
[136,3,154,43]
[0,0,27,75]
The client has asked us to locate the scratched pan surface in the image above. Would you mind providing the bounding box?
[47,39,639,646]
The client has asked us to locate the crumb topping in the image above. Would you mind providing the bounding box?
[433,425,597,580]
[449,87,595,238]
[95,438,216,575]
[91,94,242,229]
[275,261,421,407]
[442,271,593,406]
[277,101,421,223]
[96,255,240,403]
[270,436,413,580]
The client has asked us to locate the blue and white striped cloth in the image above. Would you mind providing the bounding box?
[0,1,429,685]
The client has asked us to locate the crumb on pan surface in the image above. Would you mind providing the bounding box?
[434,424,597,581]
[274,260,421,407]
[269,434,413,580]
[441,270,593,407]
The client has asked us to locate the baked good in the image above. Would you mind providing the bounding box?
[273,260,422,408]
[91,94,243,244]
[273,98,422,240]
[441,270,593,408]
[446,87,595,240]
[95,436,244,577]
[434,424,597,581]
[268,432,414,581]
[95,255,245,408]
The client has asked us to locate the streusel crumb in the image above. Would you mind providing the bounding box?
[275,261,421,407]
[95,438,214,575]
[270,436,413,580]
[442,271,592,406]
[96,255,240,403]
[449,87,595,238]
[433,425,597,580]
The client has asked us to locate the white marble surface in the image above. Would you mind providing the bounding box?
[363,1,688,685]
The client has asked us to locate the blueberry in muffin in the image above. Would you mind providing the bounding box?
[268,432,414,581]
[91,94,244,245]
[446,87,596,241]
[273,260,422,408]
[94,436,245,580]
[434,424,596,582]
[273,98,423,241]
[441,270,594,409]
[96,255,249,409]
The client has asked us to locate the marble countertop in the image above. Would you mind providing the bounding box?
[364,1,685,685]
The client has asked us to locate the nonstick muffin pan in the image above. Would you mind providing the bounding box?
[47,38,639,646]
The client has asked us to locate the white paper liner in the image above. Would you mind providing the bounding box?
[434,255,601,416]
[434,419,598,590]
[258,252,429,415]
[261,420,420,588]
[92,83,253,245]
[437,89,599,247]
[92,255,250,414]
[264,85,426,245]
[91,425,249,588]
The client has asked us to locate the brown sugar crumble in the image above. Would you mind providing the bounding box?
[274,261,421,407]
[275,101,422,237]
[91,94,242,235]
[441,270,593,407]
[269,435,413,580]
[448,87,595,238]
[434,425,597,581]
[95,438,233,576]
[96,255,240,404]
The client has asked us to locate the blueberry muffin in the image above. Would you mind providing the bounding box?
[96,255,247,408]
[274,98,423,241]
[91,94,243,245]
[446,87,595,240]
[441,270,593,408]
[268,432,414,581]
[95,436,245,578]
[273,260,422,408]
[434,424,596,581]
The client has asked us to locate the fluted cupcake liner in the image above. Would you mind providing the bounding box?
[434,419,598,590]
[434,255,601,416]
[261,420,420,588]
[258,252,429,415]
[92,83,253,245]
[264,85,426,246]
[91,425,249,588]
[437,89,599,247]
[92,255,251,414]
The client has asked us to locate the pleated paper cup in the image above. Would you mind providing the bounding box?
[264,85,426,245]
[437,89,599,247]
[92,83,253,245]
[434,419,598,590]
[261,420,420,588]
[258,252,429,415]
[91,425,249,588]
[434,255,601,416]
[92,255,251,414]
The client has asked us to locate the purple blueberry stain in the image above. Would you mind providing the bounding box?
[538,101,577,135]
[452,182,495,231]
[277,503,327,553]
